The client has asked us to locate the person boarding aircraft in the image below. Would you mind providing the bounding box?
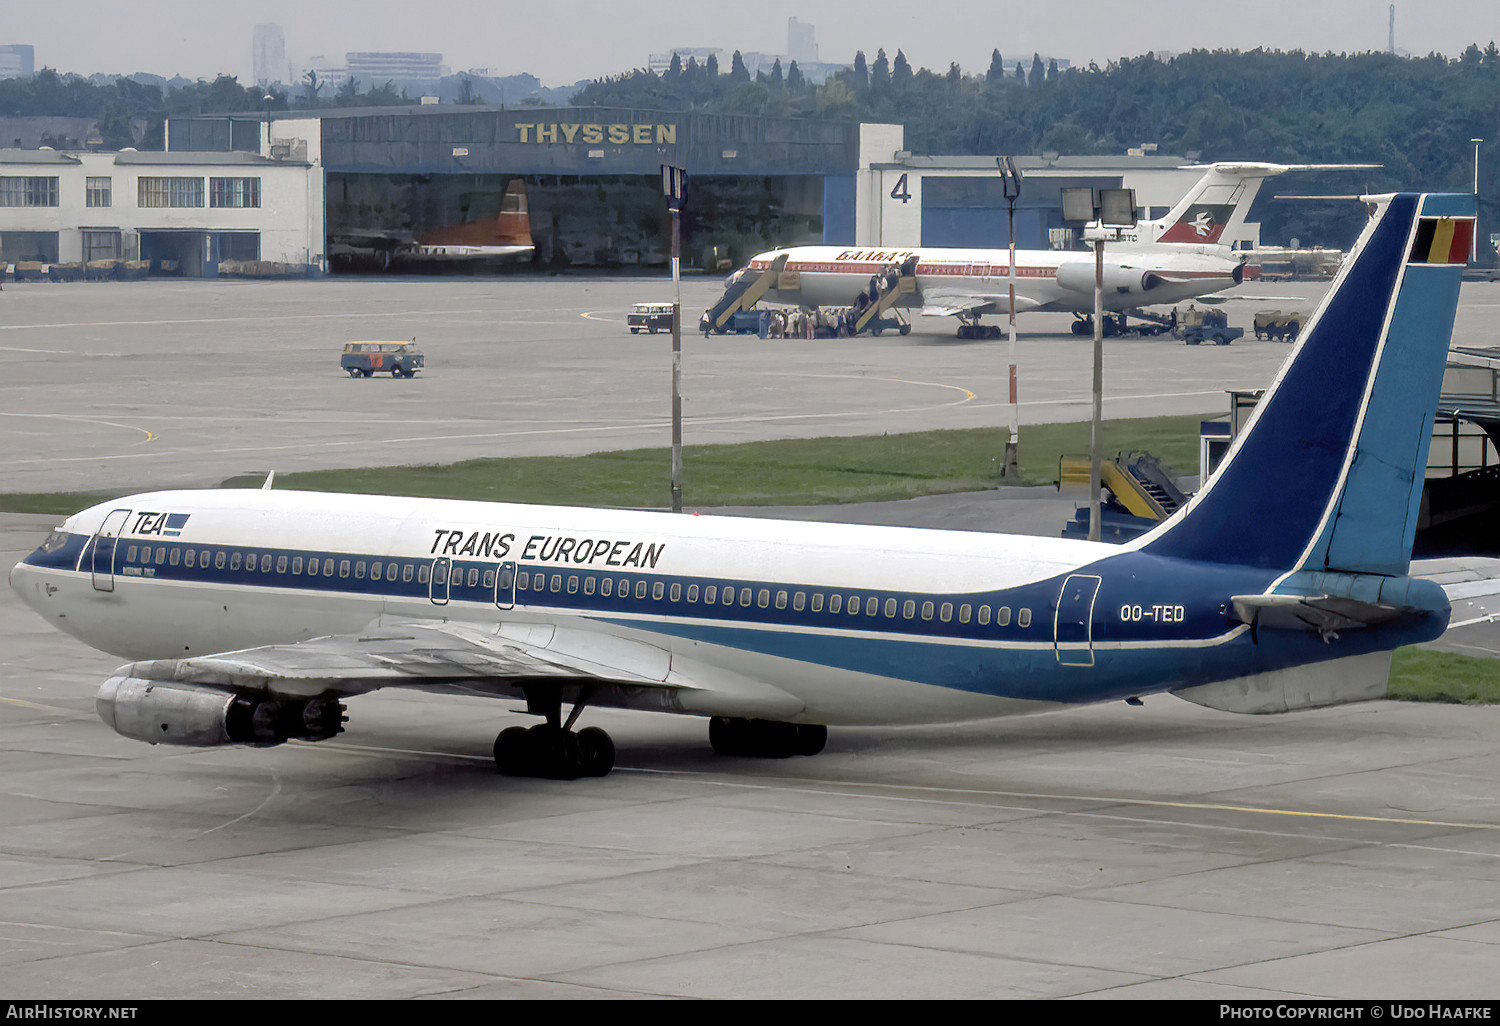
[8,192,1483,779]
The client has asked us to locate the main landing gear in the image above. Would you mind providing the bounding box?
[493,688,615,779]
[956,314,1003,340]
[709,717,827,759]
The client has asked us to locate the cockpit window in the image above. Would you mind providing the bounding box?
[40,531,68,553]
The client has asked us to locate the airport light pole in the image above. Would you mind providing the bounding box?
[662,165,688,513]
[998,157,1023,479]
[1472,138,1483,263]
[1063,187,1137,543]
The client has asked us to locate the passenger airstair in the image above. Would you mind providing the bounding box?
[702,253,788,334]
[851,255,918,336]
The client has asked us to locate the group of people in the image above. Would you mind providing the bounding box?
[754,261,907,340]
[756,306,853,339]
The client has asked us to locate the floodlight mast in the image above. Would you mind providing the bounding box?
[1068,188,1137,542]
[662,165,688,513]
[999,157,1023,479]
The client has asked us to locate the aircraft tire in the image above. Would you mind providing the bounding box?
[794,724,828,756]
[577,726,615,777]
[493,726,531,775]
[347,367,361,378]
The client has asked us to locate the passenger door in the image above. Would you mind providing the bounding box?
[90,509,133,593]
[1054,574,1102,666]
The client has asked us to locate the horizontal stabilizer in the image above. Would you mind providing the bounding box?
[1173,651,1392,714]
[1228,571,1448,637]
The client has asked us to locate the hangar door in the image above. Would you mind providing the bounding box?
[921,177,1043,249]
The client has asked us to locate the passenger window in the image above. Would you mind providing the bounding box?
[230,552,241,571]
[705,585,717,603]
[776,591,787,609]
[670,583,680,601]
[126,544,138,562]
[996,606,1011,626]
[418,564,430,584]
[722,587,735,606]
[866,597,878,616]
[200,550,209,566]
[829,594,841,614]
[884,598,897,618]
[1019,608,1032,628]
[261,555,272,573]
[568,575,578,593]
[184,549,196,568]
[652,581,663,600]
[340,560,351,578]
[757,589,769,608]
[740,588,752,607]
[292,557,303,574]
[216,552,226,570]
[277,556,288,574]
[793,592,804,611]
[403,564,413,582]
[978,606,991,626]
[585,576,596,595]
[518,571,530,589]
[355,562,366,579]
[468,568,479,587]
[484,569,495,588]
[687,584,698,602]
[904,600,916,619]
[941,603,952,622]
[959,604,972,624]
[600,577,612,597]
[921,601,933,620]
[551,574,562,592]
[169,548,180,566]
[636,580,648,599]
[323,558,334,576]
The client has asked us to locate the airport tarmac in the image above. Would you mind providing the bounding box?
[0,273,1389,495]
[4,274,1500,1000]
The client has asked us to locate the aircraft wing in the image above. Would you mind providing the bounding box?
[113,617,805,718]
[919,289,1044,318]
[123,619,672,694]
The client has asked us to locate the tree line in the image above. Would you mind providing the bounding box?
[6,46,1499,249]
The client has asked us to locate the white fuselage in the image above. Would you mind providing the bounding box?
[747,243,1242,315]
[12,489,1132,726]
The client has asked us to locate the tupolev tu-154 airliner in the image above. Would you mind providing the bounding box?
[8,192,1481,779]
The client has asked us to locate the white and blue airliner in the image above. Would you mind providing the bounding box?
[8,192,1479,779]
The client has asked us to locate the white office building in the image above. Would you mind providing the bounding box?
[0,145,322,276]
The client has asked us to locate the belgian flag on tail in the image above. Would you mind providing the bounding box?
[1408,217,1475,264]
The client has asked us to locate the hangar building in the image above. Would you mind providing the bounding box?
[2,104,1238,276]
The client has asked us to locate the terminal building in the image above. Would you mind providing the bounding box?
[2,104,1251,277]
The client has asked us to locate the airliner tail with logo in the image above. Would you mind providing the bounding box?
[9,192,1482,779]
[715,162,1375,337]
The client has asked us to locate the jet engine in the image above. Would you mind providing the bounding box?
[1054,261,1163,296]
[96,675,346,747]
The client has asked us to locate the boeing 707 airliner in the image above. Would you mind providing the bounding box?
[9,192,1477,779]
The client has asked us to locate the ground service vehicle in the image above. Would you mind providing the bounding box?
[628,303,675,334]
[341,341,424,378]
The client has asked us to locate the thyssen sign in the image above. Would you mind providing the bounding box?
[515,123,678,145]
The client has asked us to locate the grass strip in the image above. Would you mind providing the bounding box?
[1389,648,1500,704]
[0,415,1208,515]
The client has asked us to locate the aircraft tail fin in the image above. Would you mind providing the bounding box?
[1138,192,1472,578]
[1145,162,1378,248]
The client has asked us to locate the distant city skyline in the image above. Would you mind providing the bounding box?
[6,0,1500,87]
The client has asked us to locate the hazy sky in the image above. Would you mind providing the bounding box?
[11,0,1500,87]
